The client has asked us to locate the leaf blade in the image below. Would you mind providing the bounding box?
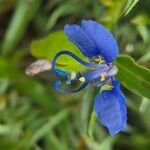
[115,55,150,99]
[123,0,139,16]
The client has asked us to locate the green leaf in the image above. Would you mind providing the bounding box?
[131,14,150,25]
[30,109,69,144]
[115,55,150,99]
[1,0,42,56]
[139,50,150,63]
[45,4,71,31]
[31,31,87,71]
[0,138,19,150]
[123,0,139,16]
[45,3,81,31]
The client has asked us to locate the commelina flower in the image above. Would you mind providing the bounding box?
[52,20,127,135]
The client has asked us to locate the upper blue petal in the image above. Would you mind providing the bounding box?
[64,24,100,57]
[94,80,127,135]
[81,20,119,62]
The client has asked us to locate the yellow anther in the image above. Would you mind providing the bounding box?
[94,58,105,64]
[70,72,76,79]
[94,58,100,62]
[100,74,105,81]
[79,77,86,82]
[101,83,113,91]
[99,59,105,64]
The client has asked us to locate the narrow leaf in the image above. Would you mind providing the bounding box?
[115,55,150,99]
[1,0,42,55]
[124,0,139,16]
[30,109,69,144]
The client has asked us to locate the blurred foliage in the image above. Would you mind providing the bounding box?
[0,0,150,150]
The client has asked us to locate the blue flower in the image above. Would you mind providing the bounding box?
[52,20,127,135]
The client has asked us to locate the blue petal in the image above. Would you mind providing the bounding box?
[55,69,67,76]
[64,24,99,57]
[53,80,61,88]
[81,20,119,62]
[94,80,127,135]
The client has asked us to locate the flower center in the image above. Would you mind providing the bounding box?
[52,51,118,93]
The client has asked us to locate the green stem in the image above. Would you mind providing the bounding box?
[80,85,94,135]
[88,111,96,140]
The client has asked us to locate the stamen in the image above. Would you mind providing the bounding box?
[66,77,72,84]
[100,83,113,92]
[70,72,76,79]
[51,51,115,94]
[94,58,105,64]
[99,59,105,64]
[100,74,105,81]
[79,77,86,82]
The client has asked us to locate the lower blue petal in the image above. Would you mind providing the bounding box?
[94,80,127,135]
